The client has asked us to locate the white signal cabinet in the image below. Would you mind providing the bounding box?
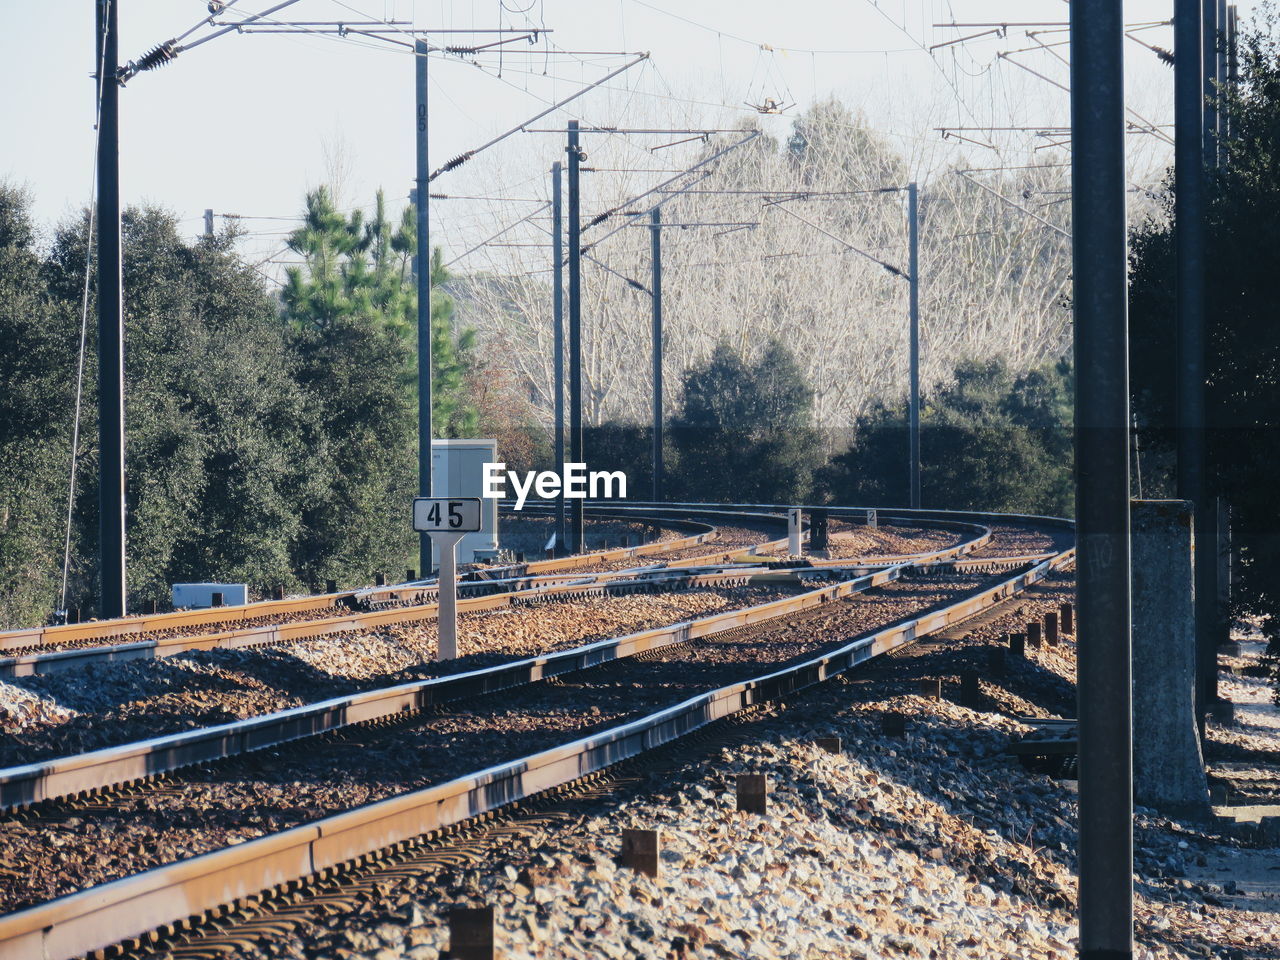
[430,439,500,565]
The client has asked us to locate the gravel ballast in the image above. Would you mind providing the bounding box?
[0,587,798,766]
[0,575,995,913]
[190,571,1276,960]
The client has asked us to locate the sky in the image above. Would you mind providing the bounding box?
[0,1,1257,274]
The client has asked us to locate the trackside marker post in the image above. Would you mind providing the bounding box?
[788,508,803,556]
[414,498,483,660]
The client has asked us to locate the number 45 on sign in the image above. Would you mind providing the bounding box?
[412,498,483,661]
[413,497,482,532]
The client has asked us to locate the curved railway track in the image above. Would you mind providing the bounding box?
[0,515,724,657]
[0,511,982,679]
[0,505,1072,960]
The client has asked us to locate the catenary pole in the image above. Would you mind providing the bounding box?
[1178,0,1212,723]
[1217,0,1228,168]
[650,207,664,502]
[907,182,921,510]
[1204,0,1219,170]
[1070,2,1134,958]
[552,162,566,553]
[97,0,127,619]
[567,121,584,553]
[415,39,433,575]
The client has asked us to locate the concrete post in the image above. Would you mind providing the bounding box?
[787,508,803,556]
[736,774,768,814]
[1130,500,1212,819]
[620,829,659,877]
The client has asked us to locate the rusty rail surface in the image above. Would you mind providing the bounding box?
[0,511,990,679]
[0,542,1073,960]
[0,567,900,812]
[0,513,723,654]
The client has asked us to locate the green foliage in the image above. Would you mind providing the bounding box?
[282,187,478,437]
[281,187,481,583]
[0,184,80,627]
[0,180,493,626]
[581,423,654,500]
[669,340,824,503]
[824,358,1073,516]
[1129,4,1280,658]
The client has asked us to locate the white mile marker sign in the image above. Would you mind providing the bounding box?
[413,498,483,660]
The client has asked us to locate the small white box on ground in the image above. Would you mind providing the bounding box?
[171,583,249,609]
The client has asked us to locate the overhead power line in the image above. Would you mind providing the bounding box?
[429,54,649,181]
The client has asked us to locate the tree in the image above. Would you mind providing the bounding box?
[669,339,823,503]
[1128,5,1280,670]
[282,187,483,583]
[824,358,1073,515]
[0,184,80,626]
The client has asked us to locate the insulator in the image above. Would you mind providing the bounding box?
[132,41,179,74]
[440,151,474,173]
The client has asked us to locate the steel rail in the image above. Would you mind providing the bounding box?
[0,545,1073,960]
[0,508,996,677]
[0,513,722,653]
[0,567,902,812]
[0,564,778,680]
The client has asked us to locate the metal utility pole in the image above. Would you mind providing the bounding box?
[1226,5,1238,153]
[1204,0,1220,170]
[415,39,433,575]
[97,0,127,619]
[1217,0,1228,168]
[567,121,584,553]
[907,182,921,510]
[649,207,664,502]
[1070,2,1133,958]
[551,161,566,554]
[1177,0,1212,723]
[1228,5,1239,85]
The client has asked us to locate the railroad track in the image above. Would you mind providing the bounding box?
[0,507,1072,960]
[0,513,724,657]
[0,512,986,679]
